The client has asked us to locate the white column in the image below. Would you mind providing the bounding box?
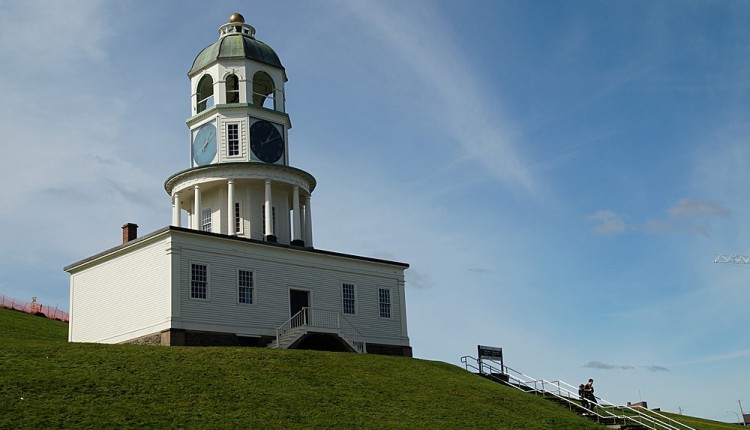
[264,179,273,239]
[227,180,235,235]
[193,185,201,230]
[172,193,181,227]
[292,186,302,243]
[304,195,313,247]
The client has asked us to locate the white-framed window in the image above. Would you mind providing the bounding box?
[201,207,212,232]
[378,288,391,319]
[261,205,276,235]
[227,123,240,157]
[234,202,242,234]
[238,269,254,304]
[191,263,208,300]
[342,283,356,315]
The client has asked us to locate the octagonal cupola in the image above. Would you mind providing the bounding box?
[187,12,290,168]
[166,14,315,247]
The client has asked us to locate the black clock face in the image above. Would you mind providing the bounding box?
[250,120,284,163]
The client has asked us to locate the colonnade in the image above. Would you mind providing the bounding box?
[171,178,313,247]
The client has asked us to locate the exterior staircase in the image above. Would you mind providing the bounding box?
[461,355,694,430]
[274,326,307,350]
[270,307,366,353]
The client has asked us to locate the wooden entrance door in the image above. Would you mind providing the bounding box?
[289,289,309,318]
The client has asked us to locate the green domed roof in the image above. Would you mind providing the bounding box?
[188,33,284,76]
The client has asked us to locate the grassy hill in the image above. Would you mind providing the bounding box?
[0,308,737,429]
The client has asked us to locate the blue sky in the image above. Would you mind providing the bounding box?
[1,0,749,423]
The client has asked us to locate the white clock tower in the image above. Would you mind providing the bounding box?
[66,13,411,357]
[165,13,314,246]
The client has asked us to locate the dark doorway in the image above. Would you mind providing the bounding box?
[289,289,309,317]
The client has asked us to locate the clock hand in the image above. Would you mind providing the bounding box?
[264,135,282,148]
[202,130,214,150]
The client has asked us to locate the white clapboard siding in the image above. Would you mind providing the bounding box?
[68,234,172,343]
[171,229,408,345]
[67,227,409,349]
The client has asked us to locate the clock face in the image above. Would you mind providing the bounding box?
[250,120,284,163]
[192,121,217,166]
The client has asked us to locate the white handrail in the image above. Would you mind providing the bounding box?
[460,356,695,430]
[275,307,366,353]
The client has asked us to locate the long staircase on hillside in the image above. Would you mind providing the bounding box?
[271,307,366,353]
[461,355,695,430]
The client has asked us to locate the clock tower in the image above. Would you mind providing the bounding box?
[165,13,315,246]
[67,13,411,357]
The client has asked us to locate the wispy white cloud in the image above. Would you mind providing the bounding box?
[588,210,627,235]
[0,1,168,264]
[668,199,730,219]
[338,0,536,194]
[588,198,729,236]
[584,360,634,370]
[584,361,669,372]
[0,0,108,72]
[637,219,711,236]
[679,348,750,366]
[405,269,434,289]
[643,365,669,373]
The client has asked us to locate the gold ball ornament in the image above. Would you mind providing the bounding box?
[229,13,245,24]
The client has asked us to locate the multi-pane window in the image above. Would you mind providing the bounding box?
[261,205,276,235]
[378,288,391,318]
[227,123,239,156]
[234,202,241,234]
[201,208,212,232]
[342,283,355,315]
[238,269,253,304]
[191,264,208,299]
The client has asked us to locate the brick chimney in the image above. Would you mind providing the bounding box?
[122,223,138,243]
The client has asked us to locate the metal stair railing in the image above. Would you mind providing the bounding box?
[275,308,309,348]
[460,356,632,427]
[337,312,367,354]
[629,407,699,430]
[547,379,695,430]
[274,307,367,353]
[460,356,695,430]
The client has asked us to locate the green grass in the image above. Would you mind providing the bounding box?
[0,308,735,429]
[593,405,740,430]
[646,410,740,430]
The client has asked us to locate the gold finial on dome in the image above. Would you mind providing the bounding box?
[218,12,254,39]
[229,13,245,24]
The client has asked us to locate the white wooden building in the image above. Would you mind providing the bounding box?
[65,14,412,356]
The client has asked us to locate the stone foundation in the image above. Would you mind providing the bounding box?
[123,332,163,346]
[159,329,274,347]
[366,343,413,357]
[123,329,412,357]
